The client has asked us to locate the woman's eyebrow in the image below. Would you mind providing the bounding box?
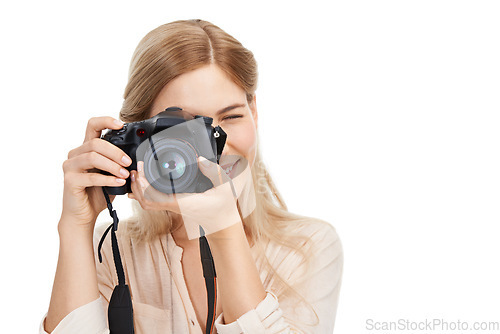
[216,103,245,115]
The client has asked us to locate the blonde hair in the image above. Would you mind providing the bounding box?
[119,19,324,326]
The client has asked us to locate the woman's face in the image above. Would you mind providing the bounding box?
[149,64,258,177]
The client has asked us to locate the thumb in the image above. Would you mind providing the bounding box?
[197,156,230,187]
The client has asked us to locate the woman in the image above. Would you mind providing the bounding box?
[41,19,343,333]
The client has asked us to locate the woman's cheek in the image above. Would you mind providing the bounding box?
[239,122,257,165]
[241,120,257,146]
[225,122,257,162]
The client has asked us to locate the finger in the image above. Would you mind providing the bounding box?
[63,151,130,179]
[65,171,126,189]
[129,170,157,209]
[229,158,253,198]
[84,116,124,143]
[197,156,230,187]
[232,165,257,218]
[68,137,132,168]
[131,168,149,198]
[129,170,179,211]
[129,170,146,202]
[136,161,161,196]
[136,161,149,192]
[137,161,188,197]
[137,163,177,205]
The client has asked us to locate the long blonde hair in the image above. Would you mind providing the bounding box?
[119,19,324,326]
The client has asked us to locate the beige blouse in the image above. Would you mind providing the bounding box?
[40,219,343,333]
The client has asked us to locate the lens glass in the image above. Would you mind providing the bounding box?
[143,138,198,193]
[159,151,186,180]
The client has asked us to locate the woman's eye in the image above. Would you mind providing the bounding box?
[222,115,243,121]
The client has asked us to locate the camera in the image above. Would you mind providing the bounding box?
[101,107,227,195]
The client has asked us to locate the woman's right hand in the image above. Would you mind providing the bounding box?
[59,116,133,232]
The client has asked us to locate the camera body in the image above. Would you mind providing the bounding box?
[101,107,227,195]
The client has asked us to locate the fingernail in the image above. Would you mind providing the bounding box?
[116,178,126,184]
[114,119,124,126]
[120,168,129,177]
[122,155,132,165]
[131,172,136,182]
[199,156,210,168]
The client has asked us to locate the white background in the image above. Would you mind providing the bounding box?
[1,0,499,333]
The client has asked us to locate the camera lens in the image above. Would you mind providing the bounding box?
[143,138,198,193]
[158,151,186,180]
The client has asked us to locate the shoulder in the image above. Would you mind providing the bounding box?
[259,217,343,279]
[292,218,342,254]
[289,218,343,280]
[260,216,342,258]
[290,218,343,288]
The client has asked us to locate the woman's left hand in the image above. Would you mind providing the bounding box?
[128,156,255,239]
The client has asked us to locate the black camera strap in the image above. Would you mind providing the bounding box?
[98,188,217,334]
[98,188,134,334]
[199,228,218,334]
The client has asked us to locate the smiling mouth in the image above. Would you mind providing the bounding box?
[221,159,240,175]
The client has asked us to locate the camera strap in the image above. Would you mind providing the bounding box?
[98,188,135,334]
[98,188,218,334]
[199,228,218,334]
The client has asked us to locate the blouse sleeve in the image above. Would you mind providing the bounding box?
[38,224,115,334]
[214,223,343,334]
[39,296,108,334]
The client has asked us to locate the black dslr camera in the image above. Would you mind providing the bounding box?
[101,107,227,195]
